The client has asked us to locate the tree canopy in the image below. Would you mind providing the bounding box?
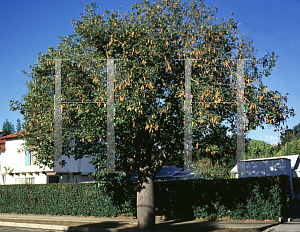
[9,0,295,181]
[277,122,300,150]
[16,118,22,132]
[2,119,15,136]
[275,134,300,157]
[9,0,295,226]
[244,139,275,159]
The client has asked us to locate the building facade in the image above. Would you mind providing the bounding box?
[230,156,299,196]
[0,130,96,185]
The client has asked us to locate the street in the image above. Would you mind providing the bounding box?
[0,226,58,232]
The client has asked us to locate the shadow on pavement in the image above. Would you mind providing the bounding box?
[292,188,300,219]
[65,221,136,231]
[67,219,264,232]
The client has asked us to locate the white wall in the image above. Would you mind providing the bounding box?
[0,139,96,185]
[0,139,53,173]
[53,154,96,173]
[0,139,53,185]
[4,173,48,185]
[292,170,300,178]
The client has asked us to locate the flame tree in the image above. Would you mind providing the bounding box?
[9,0,295,228]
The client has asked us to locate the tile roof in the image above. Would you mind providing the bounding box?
[155,166,183,178]
[129,166,195,181]
[155,166,194,178]
[0,139,4,151]
[0,130,26,151]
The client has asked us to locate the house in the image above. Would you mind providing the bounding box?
[230,155,300,178]
[0,130,96,185]
[0,130,3,138]
[155,166,195,181]
[129,166,196,182]
[229,155,300,195]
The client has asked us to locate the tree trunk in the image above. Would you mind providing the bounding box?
[137,177,155,229]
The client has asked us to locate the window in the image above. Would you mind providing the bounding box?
[31,153,35,165]
[26,177,35,184]
[48,176,59,183]
[25,148,35,166]
[15,177,35,184]
[25,148,31,166]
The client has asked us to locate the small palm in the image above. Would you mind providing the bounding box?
[3,166,13,173]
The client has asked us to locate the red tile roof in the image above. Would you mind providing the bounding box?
[0,139,4,151]
[0,130,26,151]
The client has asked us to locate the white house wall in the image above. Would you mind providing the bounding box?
[3,173,48,185]
[0,139,96,185]
[295,170,300,178]
[0,139,53,174]
[53,155,95,173]
[230,155,300,177]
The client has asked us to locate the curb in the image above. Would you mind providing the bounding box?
[0,221,69,231]
[0,215,281,232]
[0,221,169,232]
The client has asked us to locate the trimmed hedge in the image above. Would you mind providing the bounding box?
[0,182,135,217]
[155,175,292,220]
[0,175,292,220]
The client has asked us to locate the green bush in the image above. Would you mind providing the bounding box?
[0,183,134,217]
[0,175,292,221]
[155,175,292,221]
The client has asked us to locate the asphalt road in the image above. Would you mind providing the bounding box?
[0,226,58,232]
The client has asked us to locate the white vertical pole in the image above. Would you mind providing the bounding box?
[184,59,192,172]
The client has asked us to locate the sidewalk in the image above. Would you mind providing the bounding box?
[0,213,279,232]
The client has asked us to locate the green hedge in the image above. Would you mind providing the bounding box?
[155,175,292,220]
[292,177,300,203]
[293,177,300,190]
[0,175,292,220]
[0,182,134,217]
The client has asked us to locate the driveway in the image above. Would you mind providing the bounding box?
[263,187,300,232]
[262,221,300,232]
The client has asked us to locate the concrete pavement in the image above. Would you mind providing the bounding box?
[0,226,57,232]
[0,213,280,232]
[262,220,300,232]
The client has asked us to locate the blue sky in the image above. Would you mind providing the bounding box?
[0,0,299,145]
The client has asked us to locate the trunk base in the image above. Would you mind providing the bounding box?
[137,177,155,229]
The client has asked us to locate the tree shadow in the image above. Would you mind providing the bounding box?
[67,221,136,231]
[292,187,300,219]
[148,219,265,232]
[66,219,259,232]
